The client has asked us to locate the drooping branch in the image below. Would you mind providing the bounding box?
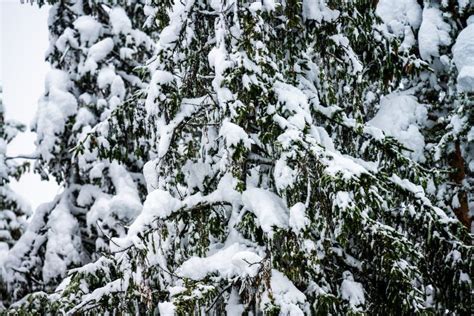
[5,154,39,161]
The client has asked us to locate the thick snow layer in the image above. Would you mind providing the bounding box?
[178,241,304,314]
[274,155,298,191]
[68,277,128,314]
[209,173,242,205]
[158,302,176,315]
[119,47,134,60]
[340,271,365,311]
[128,189,181,239]
[262,0,276,12]
[97,67,117,89]
[3,200,55,285]
[330,34,363,74]
[43,197,82,283]
[449,114,467,135]
[249,1,263,13]
[43,70,76,114]
[145,70,175,116]
[241,188,289,234]
[457,66,474,93]
[158,0,194,47]
[310,126,335,151]
[302,0,340,23]
[335,191,353,210]
[261,269,306,315]
[134,174,240,244]
[143,159,159,193]
[178,243,258,280]
[418,8,451,61]
[219,120,253,150]
[274,81,312,130]
[73,16,102,45]
[55,28,78,52]
[156,99,199,158]
[376,0,422,32]
[0,187,31,218]
[152,70,174,85]
[34,70,78,161]
[389,174,455,224]
[0,246,7,270]
[73,107,96,131]
[452,24,474,92]
[109,7,132,35]
[77,184,101,207]
[208,46,233,104]
[87,162,142,234]
[231,251,263,277]
[123,173,243,247]
[110,76,125,99]
[323,152,368,180]
[289,202,309,233]
[182,161,212,191]
[226,288,245,315]
[82,38,115,73]
[376,0,421,50]
[368,93,427,162]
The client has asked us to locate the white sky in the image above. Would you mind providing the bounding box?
[1,0,60,211]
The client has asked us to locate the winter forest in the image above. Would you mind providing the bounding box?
[0,0,473,314]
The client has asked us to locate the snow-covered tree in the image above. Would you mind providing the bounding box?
[418,0,473,230]
[0,85,31,252]
[0,85,31,306]
[9,1,471,314]
[1,0,155,304]
[376,0,473,230]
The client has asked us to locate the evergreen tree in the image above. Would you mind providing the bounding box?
[0,85,32,306]
[9,0,471,314]
[417,0,473,230]
[376,0,473,228]
[0,85,31,253]
[1,0,155,304]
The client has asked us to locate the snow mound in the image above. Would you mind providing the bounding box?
[376,0,422,32]
[376,0,422,51]
[242,188,289,234]
[158,302,176,315]
[128,189,181,238]
[219,120,253,150]
[452,24,474,92]
[261,269,306,315]
[34,70,78,161]
[302,0,340,23]
[82,38,115,73]
[289,202,309,233]
[340,271,365,311]
[418,7,451,61]
[231,251,263,277]
[368,93,427,162]
[86,162,142,234]
[274,81,312,130]
[109,7,132,35]
[43,197,82,283]
[73,16,102,45]
[178,243,260,280]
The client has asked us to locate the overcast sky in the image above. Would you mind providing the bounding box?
[1,0,60,211]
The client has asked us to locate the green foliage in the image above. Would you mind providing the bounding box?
[3,0,472,315]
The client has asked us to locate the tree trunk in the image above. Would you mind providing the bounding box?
[450,141,471,229]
